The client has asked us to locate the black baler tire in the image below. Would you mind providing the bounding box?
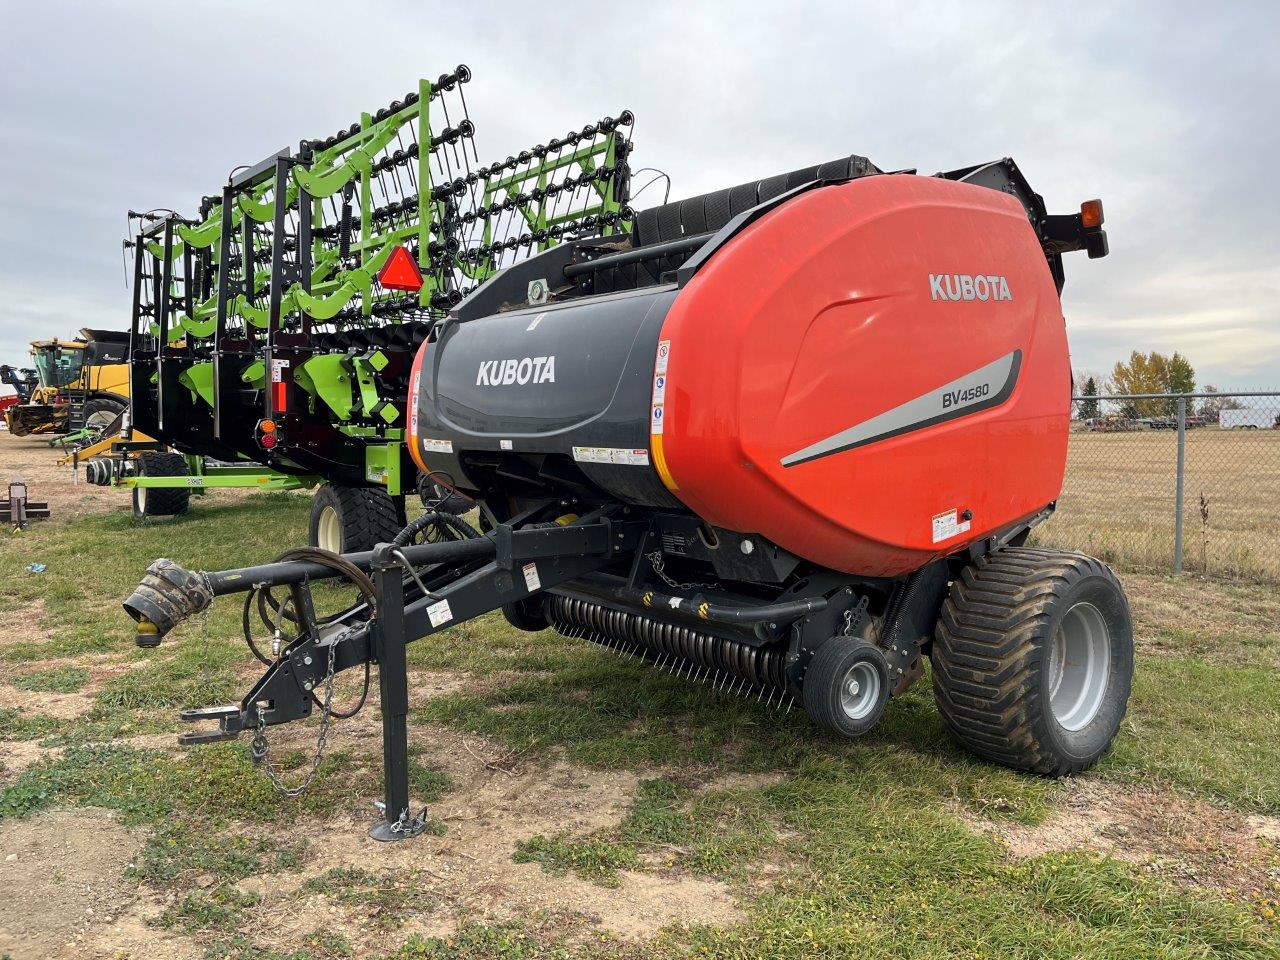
[308,484,404,554]
[501,599,549,633]
[931,547,1133,777]
[802,636,892,738]
[132,452,191,519]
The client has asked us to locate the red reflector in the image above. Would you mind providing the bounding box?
[260,433,278,450]
[377,246,424,292]
[272,381,288,412]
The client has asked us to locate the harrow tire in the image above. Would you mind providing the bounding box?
[931,547,1133,777]
[308,484,404,555]
[132,452,191,519]
[803,636,892,738]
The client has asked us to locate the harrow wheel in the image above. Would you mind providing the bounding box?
[803,636,892,738]
[931,547,1133,777]
[132,452,191,520]
[308,484,405,555]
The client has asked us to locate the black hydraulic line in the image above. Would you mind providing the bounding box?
[562,230,714,279]
[609,586,827,625]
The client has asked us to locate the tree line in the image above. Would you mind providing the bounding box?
[1076,351,1242,420]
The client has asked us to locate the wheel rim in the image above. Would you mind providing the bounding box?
[1047,600,1112,731]
[317,505,343,553]
[838,660,882,721]
[86,409,116,433]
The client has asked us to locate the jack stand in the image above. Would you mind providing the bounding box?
[367,543,425,842]
[369,801,429,842]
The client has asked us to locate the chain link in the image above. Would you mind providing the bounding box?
[646,551,719,592]
[252,639,337,798]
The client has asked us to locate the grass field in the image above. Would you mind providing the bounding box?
[1037,428,1280,581]
[1,486,1279,959]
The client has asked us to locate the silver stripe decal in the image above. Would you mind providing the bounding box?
[781,350,1020,467]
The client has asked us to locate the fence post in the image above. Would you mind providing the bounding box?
[1173,396,1186,575]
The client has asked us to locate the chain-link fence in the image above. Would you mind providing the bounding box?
[1033,392,1280,581]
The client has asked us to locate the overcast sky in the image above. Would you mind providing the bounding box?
[1,1,1276,389]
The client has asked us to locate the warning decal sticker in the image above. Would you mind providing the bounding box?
[522,562,541,592]
[931,508,972,544]
[427,598,453,627]
[572,446,650,466]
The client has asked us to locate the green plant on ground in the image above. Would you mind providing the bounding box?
[10,665,89,693]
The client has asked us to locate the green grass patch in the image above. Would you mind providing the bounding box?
[513,833,641,887]
[1106,656,1280,813]
[0,481,1277,957]
[303,866,437,930]
[0,741,367,826]
[10,665,89,693]
[130,819,308,887]
[0,707,64,742]
[159,884,261,935]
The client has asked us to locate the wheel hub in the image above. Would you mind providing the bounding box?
[838,661,880,720]
[1047,600,1112,731]
[317,505,342,553]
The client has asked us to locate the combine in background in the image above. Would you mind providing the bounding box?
[3,331,129,437]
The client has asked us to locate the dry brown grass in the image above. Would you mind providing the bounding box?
[1035,428,1280,580]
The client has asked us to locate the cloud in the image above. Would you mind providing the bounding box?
[0,0,1276,386]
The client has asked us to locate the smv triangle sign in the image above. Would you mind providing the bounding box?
[378,246,424,292]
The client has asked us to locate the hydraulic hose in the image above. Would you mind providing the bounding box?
[240,547,377,719]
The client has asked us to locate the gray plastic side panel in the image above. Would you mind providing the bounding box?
[415,286,679,505]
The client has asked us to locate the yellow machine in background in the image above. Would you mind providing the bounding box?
[4,329,131,436]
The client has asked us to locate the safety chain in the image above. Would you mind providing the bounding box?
[251,638,337,797]
[646,551,719,593]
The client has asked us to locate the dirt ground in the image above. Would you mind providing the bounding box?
[2,428,1278,958]
[0,440,746,956]
[1,433,130,520]
[0,712,744,960]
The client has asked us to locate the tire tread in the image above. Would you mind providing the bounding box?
[931,546,1127,776]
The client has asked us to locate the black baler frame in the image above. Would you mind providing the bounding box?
[124,505,873,839]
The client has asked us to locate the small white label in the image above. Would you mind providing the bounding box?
[499,439,513,450]
[931,509,972,543]
[572,446,650,466]
[427,599,453,627]
[422,438,454,453]
[270,358,290,383]
[526,311,547,331]
[522,562,541,592]
[650,404,665,434]
[655,340,671,374]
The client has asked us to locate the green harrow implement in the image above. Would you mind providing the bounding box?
[105,66,634,548]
